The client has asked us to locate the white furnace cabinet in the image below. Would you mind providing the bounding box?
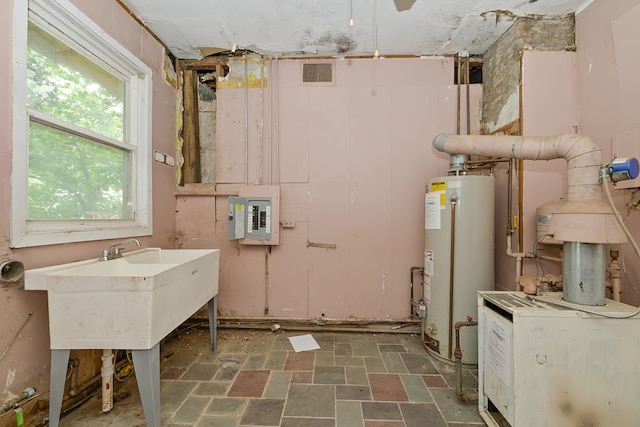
[478,291,640,427]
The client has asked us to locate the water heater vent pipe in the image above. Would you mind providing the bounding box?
[433,133,626,244]
[434,133,601,201]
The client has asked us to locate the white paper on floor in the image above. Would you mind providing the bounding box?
[288,334,320,352]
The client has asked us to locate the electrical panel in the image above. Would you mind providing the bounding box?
[228,185,280,245]
[228,197,272,241]
[228,197,247,240]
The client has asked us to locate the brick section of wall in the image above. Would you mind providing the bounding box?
[482,15,575,134]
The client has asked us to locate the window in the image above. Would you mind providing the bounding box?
[11,0,152,247]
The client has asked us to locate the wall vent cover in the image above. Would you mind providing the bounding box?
[301,62,335,85]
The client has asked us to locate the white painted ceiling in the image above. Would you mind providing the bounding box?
[120,0,592,60]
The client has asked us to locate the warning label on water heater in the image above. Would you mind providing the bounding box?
[424,250,434,276]
[430,181,446,192]
[425,192,443,229]
[423,250,434,303]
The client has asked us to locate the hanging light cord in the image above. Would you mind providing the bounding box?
[349,0,354,26]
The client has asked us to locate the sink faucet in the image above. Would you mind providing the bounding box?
[100,238,141,261]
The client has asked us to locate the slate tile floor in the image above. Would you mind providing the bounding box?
[60,328,486,426]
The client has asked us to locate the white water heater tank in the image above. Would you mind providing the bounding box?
[424,175,495,364]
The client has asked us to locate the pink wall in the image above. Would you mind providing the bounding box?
[0,0,176,403]
[576,0,640,305]
[177,58,483,320]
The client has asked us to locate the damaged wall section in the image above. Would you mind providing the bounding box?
[179,56,254,184]
[482,14,575,134]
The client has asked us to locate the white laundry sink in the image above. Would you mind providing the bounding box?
[25,248,220,349]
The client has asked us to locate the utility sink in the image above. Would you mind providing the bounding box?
[25,248,220,350]
[26,247,220,427]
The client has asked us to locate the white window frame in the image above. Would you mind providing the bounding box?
[11,0,153,248]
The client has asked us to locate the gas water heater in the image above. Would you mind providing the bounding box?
[431,133,640,426]
[424,175,495,364]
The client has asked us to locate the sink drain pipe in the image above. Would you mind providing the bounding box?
[101,349,114,413]
[68,358,80,397]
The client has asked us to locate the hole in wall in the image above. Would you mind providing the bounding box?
[454,62,483,84]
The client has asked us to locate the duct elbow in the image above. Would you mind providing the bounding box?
[562,134,601,164]
[433,134,449,152]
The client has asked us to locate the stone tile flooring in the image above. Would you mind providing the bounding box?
[60,328,486,426]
